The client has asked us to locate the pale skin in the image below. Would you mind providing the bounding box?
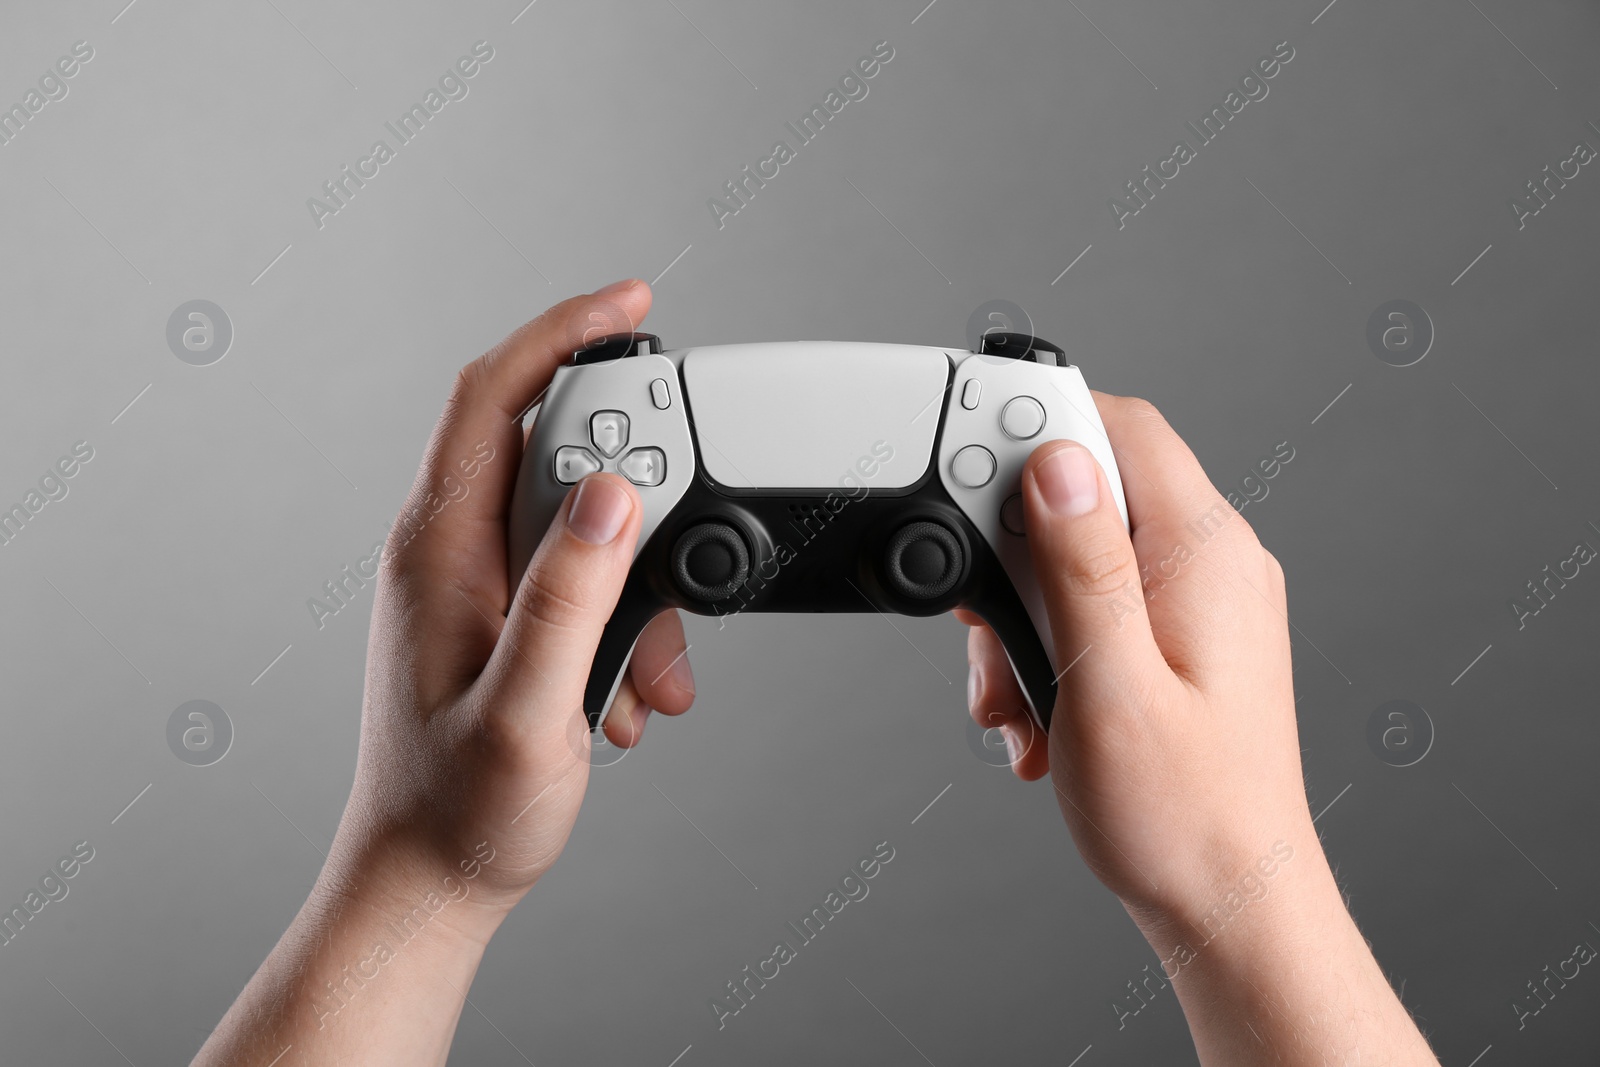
[193,282,1439,1066]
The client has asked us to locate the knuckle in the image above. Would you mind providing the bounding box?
[1060,539,1138,599]
[472,704,522,759]
[1181,497,1258,559]
[386,480,449,557]
[451,359,487,405]
[1262,547,1287,593]
[1222,522,1262,561]
[513,563,592,634]
[469,705,551,777]
[1121,395,1165,425]
[1227,517,1268,562]
[377,533,413,580]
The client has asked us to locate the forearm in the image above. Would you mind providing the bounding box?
[193,841,507,1067]
[1130,828,1438,1067]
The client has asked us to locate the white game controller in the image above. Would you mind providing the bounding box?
[507,331,1128,732]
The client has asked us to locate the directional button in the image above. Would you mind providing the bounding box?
[554,446,602,484]
[590,410,629,458]
[619,447,666,487]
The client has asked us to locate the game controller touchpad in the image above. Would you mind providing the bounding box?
[679,343,947,489]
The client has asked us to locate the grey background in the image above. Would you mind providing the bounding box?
[1,0,1597,1063]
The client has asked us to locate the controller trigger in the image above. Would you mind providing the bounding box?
[574,332,662,365]
[979,331,1066,367]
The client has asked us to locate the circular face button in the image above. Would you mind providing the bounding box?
[671,523,751,603]
[1001,396,1046,440]
[882,521,965,601]
[950,445,996,489]
[1000,493,1026,536]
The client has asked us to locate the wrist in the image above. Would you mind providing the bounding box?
[195,827,509,1063]
[1123,821,1340,975]
[1117,826,1438,1065]
[316,825,517,955]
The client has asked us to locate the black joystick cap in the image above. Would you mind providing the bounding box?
[979,331,1065,367]
[882,521,964,601]
[672,522,751,603]
[574,332,661,366]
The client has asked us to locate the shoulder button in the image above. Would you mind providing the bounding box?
[574,332,662,365]
[978,331,1066,367]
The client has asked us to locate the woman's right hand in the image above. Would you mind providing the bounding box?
[963,394,1439,1066]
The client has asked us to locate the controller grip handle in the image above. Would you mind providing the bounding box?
[964,589,1059,733]
[582,573,671,730]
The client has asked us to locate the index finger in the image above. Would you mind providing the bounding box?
[379,281,653,689]
[1092,393,1265,681]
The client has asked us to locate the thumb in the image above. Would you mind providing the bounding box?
[485,473,641,726]
[1022,442,1166,704]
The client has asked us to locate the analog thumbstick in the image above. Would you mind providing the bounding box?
[882,521,964,601]
[671,522,751,603]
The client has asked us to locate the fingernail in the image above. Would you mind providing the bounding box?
[669,651,695,695]
[967,663,983,711]
[567,476,631,544]
[1001,724,1021,767]
[595,278,640,295]
[1035,445,1100,518]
